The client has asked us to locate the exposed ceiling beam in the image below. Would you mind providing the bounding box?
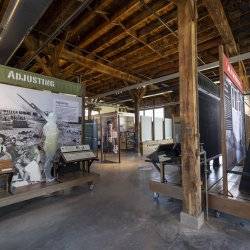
[203,0,249,88]
[93,52,250,98]
[23,38,52,76]
[203,0,237,56]
[77,0,150,49]
[59,48,141,83]
[70,0,114,39]
[22,35,141,83]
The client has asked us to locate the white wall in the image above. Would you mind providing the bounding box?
[141,116,152,142]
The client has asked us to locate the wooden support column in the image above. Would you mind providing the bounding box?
[177,0,202,217]
[134,98,140,154]
[78,76,86,144]
[87,102,95,121]
[131,88,145,154]
[87,106,92,121]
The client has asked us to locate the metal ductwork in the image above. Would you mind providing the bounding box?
[0,0,53,65]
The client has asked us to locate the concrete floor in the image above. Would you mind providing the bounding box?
[0,154,250,250]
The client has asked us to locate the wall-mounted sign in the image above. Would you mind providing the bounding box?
[0,64,81,96]
[223,54,243,93]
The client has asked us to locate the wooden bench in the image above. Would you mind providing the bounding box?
[0,160,14,194]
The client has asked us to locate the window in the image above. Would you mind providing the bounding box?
[85,109,89,117]
[154,108,164,119]
[145,109,153,121]
[140,108,165,121]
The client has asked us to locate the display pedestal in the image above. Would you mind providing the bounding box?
[180,211,204,230]
[0,172,99,208]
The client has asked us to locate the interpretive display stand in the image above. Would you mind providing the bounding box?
[0,65,99,207]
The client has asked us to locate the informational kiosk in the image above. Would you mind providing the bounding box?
[0,65,99,207]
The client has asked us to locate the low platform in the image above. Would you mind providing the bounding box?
[150,180,250,220]
[149,165,250,220]
[0,172,99,208]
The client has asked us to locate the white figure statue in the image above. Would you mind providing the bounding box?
[43,113,59,182]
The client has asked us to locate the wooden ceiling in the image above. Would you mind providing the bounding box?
[4,0,250,105]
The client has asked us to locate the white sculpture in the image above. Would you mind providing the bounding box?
[43,113,59,182]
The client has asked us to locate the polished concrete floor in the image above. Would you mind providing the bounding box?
[0,154,250,250]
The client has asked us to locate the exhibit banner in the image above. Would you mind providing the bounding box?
[0,83,82,188]
[0,65,81,96]
[220,53,245,170]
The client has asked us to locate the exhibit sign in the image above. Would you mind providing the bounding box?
[53,98,79,123]
[0,83,82,188]
[220,52,245,171]
[0,65,81,96]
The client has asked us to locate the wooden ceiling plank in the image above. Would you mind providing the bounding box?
[91,1,176,54]
[60,48,141,83]
[203,0,238,55]
[23,37,52,76]
[88,2,202,61]
[70,0,114,39]
[78,28,219,88]
[78,0,150,49]
[113,30,219,71]
[203,0,249,88]
[104,14,212,67]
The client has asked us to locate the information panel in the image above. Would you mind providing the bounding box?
[221,53,245,170]
[0,83,81,187]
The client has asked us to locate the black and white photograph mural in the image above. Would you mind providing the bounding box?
[0,83,81,188]
[222,55,245,170]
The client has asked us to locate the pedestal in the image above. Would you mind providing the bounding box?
[180,211,204,230]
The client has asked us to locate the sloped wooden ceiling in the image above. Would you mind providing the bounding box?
[3,0,250,105]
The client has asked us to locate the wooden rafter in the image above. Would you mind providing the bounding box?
[23,37,52,76]
[59,48,141,83]
[6,0,249,96]
[95,9,163,58]
[21,35,142,83]
[51,32,69,76]
[77,0,149,49]
[88,1,176,54]
[203,0,249,88]
[203,0,237,55]
[69,0,114,39]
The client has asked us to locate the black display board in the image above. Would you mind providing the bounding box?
[220,53,245,171]
[223,76,245,170]
[198,74,221,159]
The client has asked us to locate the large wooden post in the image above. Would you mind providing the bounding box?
[131,88,145,155]
[78,76,86,144]
[177,0,202,219]
[87,104,94,121]
[134,97,140,154]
